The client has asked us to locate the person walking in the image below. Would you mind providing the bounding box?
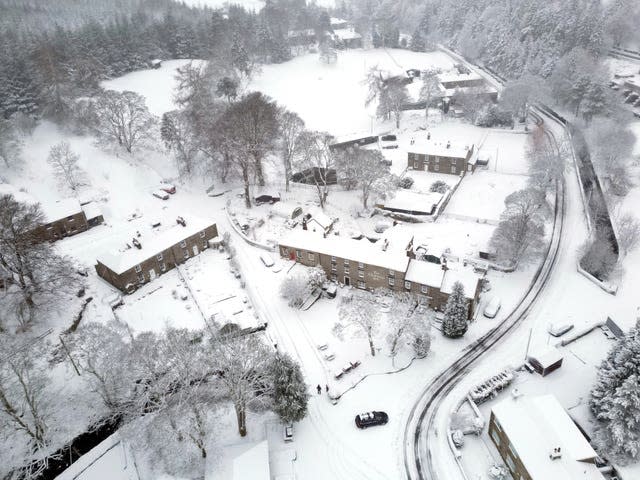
[317,384,322,395]
[325,384,329,393]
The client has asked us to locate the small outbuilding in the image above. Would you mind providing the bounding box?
[82,202,104,227]
[527,347,563,376]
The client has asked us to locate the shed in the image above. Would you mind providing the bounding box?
[527,347,563,376]
[150,59,162,69]
[82,202,104,227]
[271,202,303,220]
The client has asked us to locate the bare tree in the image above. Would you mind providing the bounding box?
[0,116,23,169]
[0,335,54,453]
[0,195,79,329]
[278,110,305,192]
[386,82,409,128]
[334,147,359,191]
[348,148,395,209]
[500,74,546,127]
[295,130,335,209]
[93,90,156,153]
[616,213,640,257]
[489,188,548,266]
[526,125,565,194]
[160,111,200,178]
[47,141,87,193]
[419,68,441,127]
[385,292,420,357]
[334,290,381,356]
[585,118,635,196]
[214,334,274,437]
[68,321,136,418]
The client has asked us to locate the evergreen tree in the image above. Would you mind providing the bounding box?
[269,353,309,424]
[591,320,640,462]
[442,281,469,338]
[409,29,426,52]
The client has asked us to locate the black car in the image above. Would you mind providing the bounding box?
[355,411,389,429]
[254,194,281,205]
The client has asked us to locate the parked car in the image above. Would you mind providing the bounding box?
[152,190,169,200]
[259,253,275,268]
[283,424,294,442]
[323,283,337,299]
[378,134,398,149]
[355,411,389,429]
[160,184,176,194]
[547,323,574,337]
[483,296,501,318]
[255,194,281,205]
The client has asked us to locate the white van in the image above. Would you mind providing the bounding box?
[483,296,501,318]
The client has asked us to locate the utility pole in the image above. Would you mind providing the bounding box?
[59,335,81,376]
[524,327,533,364]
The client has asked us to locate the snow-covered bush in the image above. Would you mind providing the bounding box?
[280,266,326,308]
[430,180,448,194]
[398,176,414,189]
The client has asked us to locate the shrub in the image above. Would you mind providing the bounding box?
[398,176,414,189]
[430,180,448,194]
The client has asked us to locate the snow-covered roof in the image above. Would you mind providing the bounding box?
[378,190,443,215]
[440,266,481,299]
[440,84,498,98]
[330,17,348,25]
[405,260,444,287]
[437,72,483,85]
[279,229,411,272]
[379,225,414,251]
[492,394,604,480]
[82,202,103,221]
[333,28,362,41]
[42,198,83,223]
[408,139,473,160]
[528,347,563,369]
[307,208,334,230]
[209,440,270,480]
[287,29,315,38]
[96,216,215,275]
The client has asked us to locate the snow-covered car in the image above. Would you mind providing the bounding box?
[355,411,388,429]
[259,253,275,268]
[160,184,176,194]
[547,323,574,337]
[483,296,501,318]
[323,351,336,361]
[378,134,398,149]
[323,283,337,299]
[283,424,294,442]
[152,190,170,200]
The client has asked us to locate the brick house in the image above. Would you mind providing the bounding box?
[95,217,218,293]
[489,394,605,480]
[278,228,481,318]
[407,141,476,176]
[37,198,89,241]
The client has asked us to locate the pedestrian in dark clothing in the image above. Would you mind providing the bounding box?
[317,384,322,395]
[325,384,329,393]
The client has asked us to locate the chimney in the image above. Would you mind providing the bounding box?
[382,239,389,251]
[176,216,186,227]
[549,447,562,460]
[132,238,142,250]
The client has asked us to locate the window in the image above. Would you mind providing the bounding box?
[358,262,364,269]
[434,164,439,172]
[137,274,144,283]
[404,281,412,290]
[388,270,395,276]
[308,253,315,261]
[157,253,163,261]
[451,165,457,174]
[344,267,350,275]
[344,259,349,265]
[505,454,516,473]
[357,281,366,289]
[490,427,500,446]
[421,285,428,294]
[331,264,337,272]
[331,256,337,263]
[199,230,206,238]
[388,277,395,286]
[414,161,419,169]
[184,251,189,259]
[202,241,207,249]
[160,263,166,272]
[358,270,364,279]
[296,249,301,258]
[331,274,337,281]
[134,264,142,273]
[180,240,187,248]
[67,215,75,221]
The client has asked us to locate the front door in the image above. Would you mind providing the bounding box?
[344,276,350,286]
[149,269,156,280]
[193,245,199,256]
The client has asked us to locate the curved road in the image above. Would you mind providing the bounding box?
[402,109,570,479]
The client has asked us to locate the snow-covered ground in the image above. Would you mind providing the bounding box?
[5,47,565,480]
[178,0,336,11]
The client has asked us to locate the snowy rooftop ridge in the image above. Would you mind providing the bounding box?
[279,229,411,272]
[96,215,215,274]
[43,198,83,223]
[492,394,604,480]
[408,139,473,160]
[333,28,362,40]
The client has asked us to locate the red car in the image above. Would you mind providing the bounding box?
[160,184,176,194]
